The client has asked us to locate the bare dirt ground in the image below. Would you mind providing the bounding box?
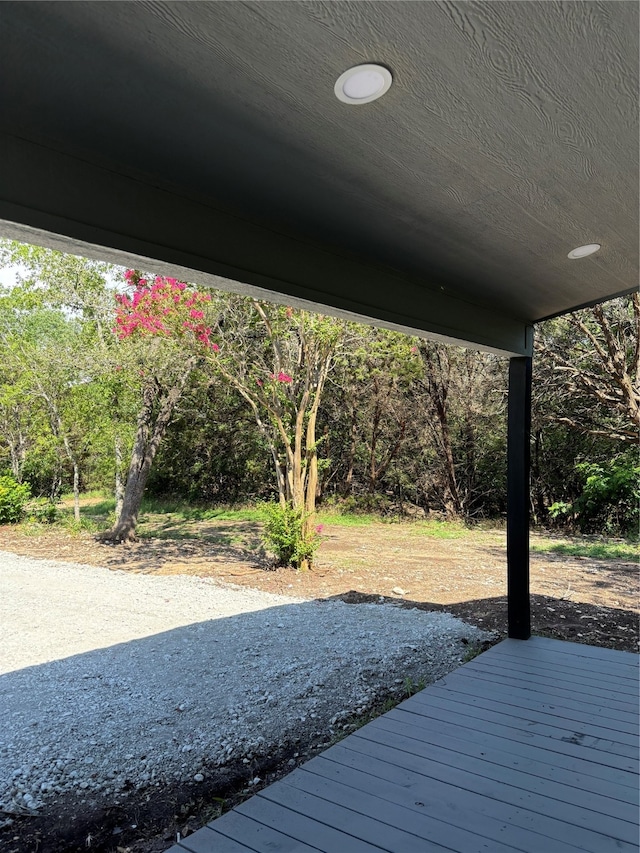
[1,518,637,652]
[0,516,637,853]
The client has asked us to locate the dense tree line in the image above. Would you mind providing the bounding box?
[0,240,637,538]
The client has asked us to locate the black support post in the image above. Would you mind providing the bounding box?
[507,356,532,640]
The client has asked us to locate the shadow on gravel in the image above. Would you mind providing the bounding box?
[0,596,478,853]
[2,590,637,853]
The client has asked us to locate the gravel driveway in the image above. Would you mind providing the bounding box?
[0,551,488,817]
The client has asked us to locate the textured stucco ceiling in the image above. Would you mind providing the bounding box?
[0,1,637,353]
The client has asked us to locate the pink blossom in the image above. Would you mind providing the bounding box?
[277,371,293,383]
[315,524,324,534]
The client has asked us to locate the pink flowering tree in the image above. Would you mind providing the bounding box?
[102,270,218,543]
[211,298,343,568]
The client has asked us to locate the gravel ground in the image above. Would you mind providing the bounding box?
[0,550,489,818]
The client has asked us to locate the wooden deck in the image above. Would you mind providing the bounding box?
[169,636,639,853]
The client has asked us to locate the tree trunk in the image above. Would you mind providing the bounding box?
[438,410,463,517]
[61,434,81,522]
[102,363,194,544]
[344,407,358,494]
[114,433,125,523]
[72,461,80,522]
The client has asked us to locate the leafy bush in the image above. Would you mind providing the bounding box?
[0,476,31,523]
[260,501,320,568]
[25,498,59,524]
[573,458,639,536]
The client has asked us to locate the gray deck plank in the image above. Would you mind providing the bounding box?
[303,757,589,853]
[481,643,640,686]
[408,685,639,750]
[169,825,258,853]
[491,645,638,681]
[336,738,639,847]
[373,710,640,806]
[462,657,640,713]
[209,810,322,853]
[258,779,457,853]
[319,745,637,853]
[467,652,640,697]
[396,696,638,773]
[234,794,382,852]
[280,766,524,853]
[438,670,640,733]
[509,635,640,665]
[353,720,639,824]
[388,705,639,795]
[178,639,639,853]
[407,690,639,759]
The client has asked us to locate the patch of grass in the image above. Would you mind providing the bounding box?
[57,509,101,535]
[82,499,116,516]
[59,489,107,502]
[410,519,468,539]
[531,540,639,561]
[316,512,380,527]
[138,499,266,524]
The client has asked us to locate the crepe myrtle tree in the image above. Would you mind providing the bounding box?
[211,297,342,569]
[101,270,218,543]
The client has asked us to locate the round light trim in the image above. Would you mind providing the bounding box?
[567,243,601,259]
[334,64,392,104]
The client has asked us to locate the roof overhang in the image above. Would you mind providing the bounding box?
[1,1,637,356]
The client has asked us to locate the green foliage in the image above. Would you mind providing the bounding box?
[25,498,58,524]
[573,458,639,535]
[260,501,320,568]
[411,519,467,539]
[1,239,636,542]
[0,475,31,523]
[531,540,639,560]
[58,513,101,535]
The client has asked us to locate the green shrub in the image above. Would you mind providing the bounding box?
[260,501,320,569]
[0,476,31,523]
[573,458,639,536]
[25,498,59,524]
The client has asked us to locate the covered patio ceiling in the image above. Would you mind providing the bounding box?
[0,1,637,357]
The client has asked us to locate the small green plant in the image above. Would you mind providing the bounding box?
[548,501,572,522]
[260,500,321,569]
[25,498,59,524]
[403,676,426,697]
[58,512,100,535]
[0,475,31,523]
[461,643,484,663]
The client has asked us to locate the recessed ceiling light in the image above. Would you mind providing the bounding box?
[567,243,601,259]
[334,64,392,104]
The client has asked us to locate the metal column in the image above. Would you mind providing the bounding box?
[507,356,532,639]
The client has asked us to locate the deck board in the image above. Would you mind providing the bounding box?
[381,706,640,802]
[430,671,639,732]
[168,637,639,853]
[460,659,640,713]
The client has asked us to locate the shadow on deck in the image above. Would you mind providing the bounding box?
[169,636,639,853]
